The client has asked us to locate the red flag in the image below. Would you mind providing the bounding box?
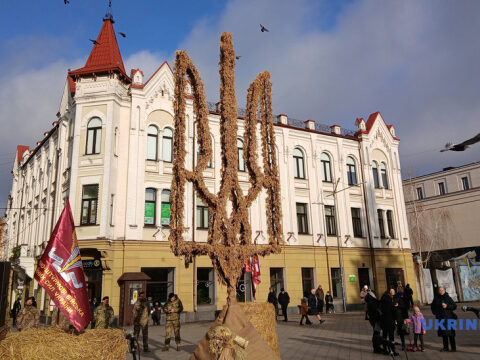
[250,254,261,299]
[34,199,91,331]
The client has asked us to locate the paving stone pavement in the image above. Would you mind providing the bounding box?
[126,304,480,360]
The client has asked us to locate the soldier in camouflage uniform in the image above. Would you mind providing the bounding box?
[162,293,183,352]
[94,296,114,329]
[51,306,73,332]
[133,291,150,352]
[17,297,39,332]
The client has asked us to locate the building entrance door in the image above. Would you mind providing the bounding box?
[358,268,371,291]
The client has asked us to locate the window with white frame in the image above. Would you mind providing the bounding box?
[293,148,305,179]
[86,118,102,155]
[372,161,380,188]
[237,139,245,171]
[162,127,173,162]
[321,152,332,182]
[346,156,357,185]
[380,162,388,189]
[147,125,158,160]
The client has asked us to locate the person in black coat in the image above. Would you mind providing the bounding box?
[404,284,414,309]
[151,301,162,325]
[431,286,457,352]
[267,287,278,319]
[277,288,290,322]
[380,289,396,345]
[10,298,22,328]
[365,290,380,328]
[394,286,409,350]
[307,289,325,324]
[89,297,99,328]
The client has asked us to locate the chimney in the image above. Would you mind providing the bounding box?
[305,119,315,130]
[277,114,288,125]
[330,125,341,135]
[355,118,366,132]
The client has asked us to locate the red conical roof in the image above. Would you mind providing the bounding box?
[70,19,128,79]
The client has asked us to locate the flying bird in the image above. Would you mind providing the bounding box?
[440,133,480,152]
[236,55,242,60]
[118,32,126,38]
[89,39,100,45]
[64,0,69,4]
[260,24,269,32]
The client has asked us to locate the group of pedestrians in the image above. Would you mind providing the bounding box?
[268,285,332,325]
[364,283,458,356]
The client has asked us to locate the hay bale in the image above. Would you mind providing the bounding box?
[0,325,8,342]
[0,328,127,360]
[239,303,279,357]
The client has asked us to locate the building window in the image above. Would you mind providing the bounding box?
[301,268,314,295]
[197,268,215,305]
[296,203,309,234]
[346,156,357,185]
[145,188,156,225]
[147,125,158,160]
[377,209,386,238]
[462,176,470,190]
[372,161,380,188]
[141,267,174,304]
[81,184,98,225]
[325,205,336,236]
[196,197,209,229]
[386,210,395,238]
[321,152,332,182]
[331,268,343,298]
[86,118,102,155]
[162,127,173,162]
[438,182,446,195]
[416,187,424,200]
[351,207,363,238]
[270,268,284,295]
[236,270,252,302]
[237,139,245,171]
[161,189,171,226]
[293,148,305,179]
[380,162,388,189]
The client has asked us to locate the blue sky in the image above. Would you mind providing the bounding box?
[0,0,479,210]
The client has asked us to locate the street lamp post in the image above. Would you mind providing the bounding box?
[327,178,366,313]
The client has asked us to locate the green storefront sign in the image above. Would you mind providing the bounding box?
[349,275,356,282]
[161,203,171,225]
[145,203,155,225]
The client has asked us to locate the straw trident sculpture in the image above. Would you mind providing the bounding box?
[170,33,283,304]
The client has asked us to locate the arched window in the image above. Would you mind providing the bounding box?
[293,148,305,179]
[86,117,102,155]
[144,188,156,225]
[346,156,357,185]
[380,162,389,189]
[161,189,171,226]
[147,125,158,160]
[372,161,380,188]
[321,152,332,182]
[237,139,245,171]
[162,127,173,162]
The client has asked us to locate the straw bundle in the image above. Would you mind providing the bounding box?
[0,325,8,342]
[239,303,279,357]
[0,328,127,360]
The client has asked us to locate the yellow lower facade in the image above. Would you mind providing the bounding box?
[79,240,418,316]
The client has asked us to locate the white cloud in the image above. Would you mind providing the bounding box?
[178,0,480,177]
[124,50,169,81]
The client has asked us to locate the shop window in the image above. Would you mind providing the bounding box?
[197,268,215,305]
[141,267,175,304]
[301,268,314,296]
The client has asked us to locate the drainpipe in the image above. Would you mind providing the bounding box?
[358,140,378,292]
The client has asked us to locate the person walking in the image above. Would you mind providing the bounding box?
[299,296,312,325]
[405,284,414,309]
[404,305,426,352]
[151,301,162,326]
[162,293,183,352]
[16,297,39,332]
[133,291,150,353]
[325,291,334,313]
[360,285,369,319]
[394,286,409,350]
[308,289,325,324]
[315,285,325,314]
[431,286,457,352]
[267,287,278,319]
[10,298,21,328]
[278,288,290,322]
[380,289,396,348]
[94,296,114,329]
